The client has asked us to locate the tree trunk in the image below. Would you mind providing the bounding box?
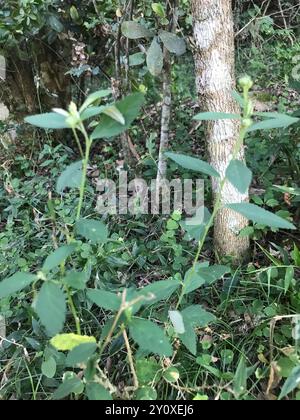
[191,0,250,261]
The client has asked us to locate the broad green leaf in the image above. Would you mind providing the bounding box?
[159,31,186,56]
[42,357,57,378]
[36,282,66,336]
[279,366,300,399]
[102,105,125,125]
[42,244,77,272]
[53,377,84,400]
[183,265,206,294]
[91,93,144,140]
[25,112,69,129]
[181,305,216,327]
[152,3,166,18]
[226,160,252,194]
[0,272,36,299]
[169,310,185,334]
[87,289,121,311]
[183,264,229,294]
[129,52,145,67]
[179,324,197,355]
[129,318,172,357]
[138,279,181,306]
[121,21,154,39]
[79,89,112,112]
[51,333,97,351]
[136,359,161,385]
[147,37,164,76]
[64,270,88,291]
[135,386,157,400]
[66,343,97,366]
[180,208,211,242]
[193,112,241,121]
[199,265,230,285]
[233,356,247,398]
[163,367,180,383]
[75,219,108,244]
[80,106,106,121]
[232,90,245,108]
[248,113,299,132]
[165,152,220,177]
[48,15,64,32]
[86,383,112,400]
[56,161,82,193]
[226,203,296,230]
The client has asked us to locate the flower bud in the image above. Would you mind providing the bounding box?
[242,118,253,129]
[238,75,253,90]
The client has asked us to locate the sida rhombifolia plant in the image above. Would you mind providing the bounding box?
[0,77,298,400]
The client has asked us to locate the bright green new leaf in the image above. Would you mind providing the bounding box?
[56,161,83,193]
[129,318,173,357]
[75,219,108,244]
[87,289,121,311]
[66,343,97,366]
[0,272,36,299]
[121,21,154,39]
[159,30,186,56]
[50,333,97,351]
[152,3,166,18]
[165,152,220,177]
[193,112,241,121]
[42,244,77,272]
[25,112,69,129]
[147,37,164,76]
[91,93,144,140]
[36,282,66,336]
[226,203,296,230]
[86,383,112,401]
[226,160,252,193]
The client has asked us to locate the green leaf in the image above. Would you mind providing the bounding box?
[279,366,300,399]
[51,334,97,351]
[121,21,154,39]
[64,271,88,291]
[36,282,66,336]
[147,37,164,76]
[25,113,69,129]
[48,15,64,32]
[66,343,97,366]
[179,324,197,355]
[129,318,173,357]
[129,52,145,67]
[80,106,106,121]
[248,113,299,131]
[180,208,211,242]
[165,152,220,177]
[91,93,144,140]
[56,161,82,193]
[226,203,296,230]
[159,31,186,56]
[135,386,157,400]
[85,383,112,400]
[181,305,216,328]
[183,265,206,294]
[136,359,161,385]
[233,356,247,398]
[87,289,121,311]
[152,3,166,18]
[53,376,84,400]
[193,112,241,121]
[41,356,57,378]
[138,279,181,306]
[79,89,112,112]
[169,310,185,334]
[102,105,125,125]
[75,219,108,244]
[0,272,36,299]
[163,367,180,383]
[232,90,245,108]
[183,264,229,294]
[42,244,77,272]
[226,160,252,194]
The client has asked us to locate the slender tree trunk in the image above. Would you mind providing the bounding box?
[156,0,178,185]
[191,0,250,261]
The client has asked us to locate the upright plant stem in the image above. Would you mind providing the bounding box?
[76,124,92,220]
